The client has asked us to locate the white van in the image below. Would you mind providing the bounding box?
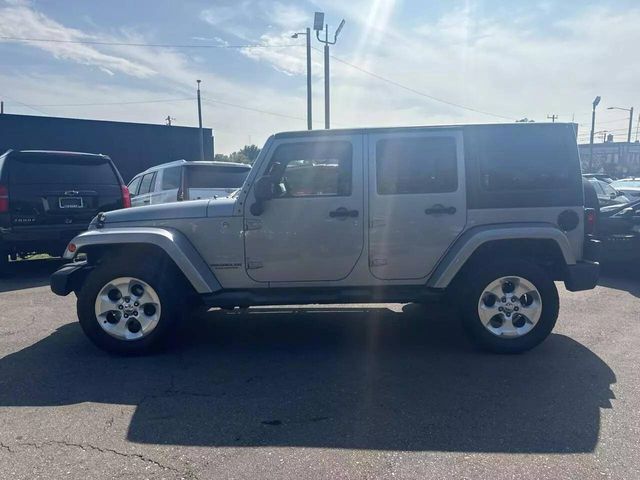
[128,160,250,207]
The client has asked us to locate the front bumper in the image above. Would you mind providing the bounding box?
[50,261,93,296]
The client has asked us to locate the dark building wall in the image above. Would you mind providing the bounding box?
[0,114,214,182]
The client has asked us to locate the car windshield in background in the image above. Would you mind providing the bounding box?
[186,165,250,189]
[612,180,640,189]
[10,155,116,185]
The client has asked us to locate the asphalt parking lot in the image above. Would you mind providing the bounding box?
[1,259,639,480]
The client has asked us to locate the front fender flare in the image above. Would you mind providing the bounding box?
[64,227,221,294]
[427,223,576,289]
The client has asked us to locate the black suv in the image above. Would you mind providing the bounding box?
[0,150,130,271]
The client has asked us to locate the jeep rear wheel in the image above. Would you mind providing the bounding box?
[459,259,559,353]
[77,258,186,354]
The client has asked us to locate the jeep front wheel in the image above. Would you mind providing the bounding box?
[459,260,559,353]
[77,259,185,354]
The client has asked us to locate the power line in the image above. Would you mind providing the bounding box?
[0,94,49,115]
[201,96,336,127]
[315,48,516,121]
[8,97,194,108]
[0,35,304,49]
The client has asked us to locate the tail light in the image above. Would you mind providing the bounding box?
[585,208,597,235]
[0,184,8,213]
[121,185,131,208]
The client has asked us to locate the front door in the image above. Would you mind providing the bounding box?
[244,136,364,283]
[368,129,466,280]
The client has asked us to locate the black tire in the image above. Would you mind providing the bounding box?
[0,246,9,277]
[458,259,559,354]
[76,255,188,355]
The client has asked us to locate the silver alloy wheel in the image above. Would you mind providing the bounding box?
[477,276,542,338]
[94,277,161,341]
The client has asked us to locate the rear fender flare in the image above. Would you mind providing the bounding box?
[427,223,576,289]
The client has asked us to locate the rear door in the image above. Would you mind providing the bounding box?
[368,129,466,280]
[7,153,123,228]
[154,166,181,204]
[132,172,156,206]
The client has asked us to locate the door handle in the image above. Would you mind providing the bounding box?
[329,207,359,218]
[425,204,456,215]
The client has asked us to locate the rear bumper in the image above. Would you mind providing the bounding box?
[1,225,85,244]
[564,238,600,292]
[50,261,93,296]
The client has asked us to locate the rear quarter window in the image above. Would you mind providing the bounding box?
[9,154,118,185]
[465,124,583,209]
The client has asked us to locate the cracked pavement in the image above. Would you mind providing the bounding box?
[1,259,640,479]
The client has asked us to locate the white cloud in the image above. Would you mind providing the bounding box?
[0,3,155,78]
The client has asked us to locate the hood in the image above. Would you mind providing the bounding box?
[94,199,211,226]
[206,196,238,217]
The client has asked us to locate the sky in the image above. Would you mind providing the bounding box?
[0,0,639,154]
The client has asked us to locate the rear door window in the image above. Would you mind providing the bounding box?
[376,137,457,195]
[161,167,181,190]
[186,165,250,189]
[138,173,155,194]
[9,155,118,185]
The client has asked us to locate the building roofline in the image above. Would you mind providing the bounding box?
[0,112,213,133]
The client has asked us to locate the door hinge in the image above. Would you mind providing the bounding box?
[245,219,262,230]
[370,258,388,267]
[370,218,386,228]
[247,260,263,270]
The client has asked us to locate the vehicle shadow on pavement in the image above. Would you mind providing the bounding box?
[0,258,63,293]
[0,303,616,453]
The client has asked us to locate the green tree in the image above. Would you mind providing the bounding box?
[213,153,229,162]
[239,144,261,163]
[228,151,251,164]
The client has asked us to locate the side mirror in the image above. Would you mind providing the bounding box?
[250,175,276,216]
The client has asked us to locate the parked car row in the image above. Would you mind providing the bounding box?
[0,150,251,272]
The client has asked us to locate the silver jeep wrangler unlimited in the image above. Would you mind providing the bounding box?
[51,123,600,354]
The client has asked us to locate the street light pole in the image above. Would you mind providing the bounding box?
[607,105,635,169]
[291,28,312,130]
[314,12,345,130]
[589,96,601,172]
[197,79,204,161]
[324,26,330,129]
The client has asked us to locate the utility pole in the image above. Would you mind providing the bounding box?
[589,96,601,172]
[0,101,3,114]
[291,27,312,130]
[196,80,204,161]
[314,12,345,129]
[635,113,640,142]
[607,105,634,168]
[547,114,558,123]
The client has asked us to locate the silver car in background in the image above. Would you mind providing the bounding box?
[128,160,251,207]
